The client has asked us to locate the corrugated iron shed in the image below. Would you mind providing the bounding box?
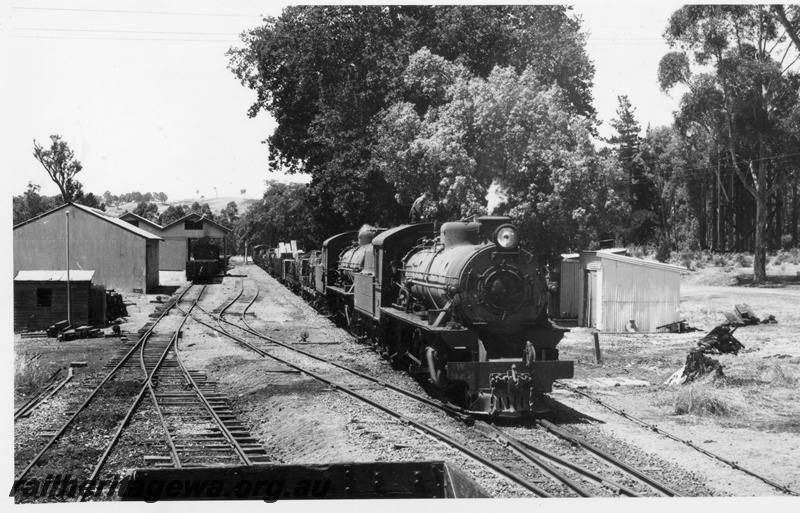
[560,249,683,332]
[14,202,161,293]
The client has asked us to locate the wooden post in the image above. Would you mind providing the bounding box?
[592,331,602,364]
[65,210,71,326]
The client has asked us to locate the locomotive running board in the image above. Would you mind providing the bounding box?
[116,461,488,501]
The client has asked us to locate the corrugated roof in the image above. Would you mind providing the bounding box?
[161,212,231,234]
[15,270,95,282]
[71,203,163,240]
[597,251,686,273]
[118,212,163,230]
[14,202,163,241]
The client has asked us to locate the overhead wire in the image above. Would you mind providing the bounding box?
[10,6,262,18]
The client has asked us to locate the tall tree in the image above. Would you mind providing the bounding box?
[32,135,83,203]
[228,5,595,233]
[608,96,660,244]
[660,5,800,282]
[372,51,626,261]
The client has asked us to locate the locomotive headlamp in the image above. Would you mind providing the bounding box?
[494,224,519,250]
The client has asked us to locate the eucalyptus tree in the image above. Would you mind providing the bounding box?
[659,5,800,282]
[32,135,83,203]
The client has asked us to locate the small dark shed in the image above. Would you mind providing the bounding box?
[14,270,97,332]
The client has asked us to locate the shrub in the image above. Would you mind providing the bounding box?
[15,351,47,397]
[711,253,730,267]
[628,245,645,259]
[733,253,753,267]
[670,384,742,417]
[772,249,800,266]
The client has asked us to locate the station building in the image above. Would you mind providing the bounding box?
[13,203,162,293]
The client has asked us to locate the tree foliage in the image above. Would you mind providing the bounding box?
[372,50,626,260]
[159,205,187,226]
[659,4,800,281]
[234,181,316,254]
[32,135,84,203]
[133,201,159,221]
[13,183,57,225]
[228,5,595,234]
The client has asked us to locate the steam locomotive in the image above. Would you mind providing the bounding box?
[186,238,223,282]
[255,216,573,417]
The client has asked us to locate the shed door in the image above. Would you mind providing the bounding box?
[584,270,597,328]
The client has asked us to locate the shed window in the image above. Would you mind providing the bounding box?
[37,288,52,307]
[185,220,203,230]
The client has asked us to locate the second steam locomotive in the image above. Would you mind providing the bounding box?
[255,216,573,417]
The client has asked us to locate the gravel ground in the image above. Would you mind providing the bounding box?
[176,262,741,499]
[14,262,800,507]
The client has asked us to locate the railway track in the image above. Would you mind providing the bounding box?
[13,285,198,500]
[184,272,682,498]
[14,284,270,502]
[554,382,800,496]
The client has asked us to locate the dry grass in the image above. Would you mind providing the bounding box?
[756,361,799,387]
[658,383,744,417]
[654,361,800,426]
[15,351,48,398]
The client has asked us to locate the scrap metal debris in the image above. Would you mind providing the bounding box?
[723,303,778,327]
[665,325,745,386]
[656,319,701,333]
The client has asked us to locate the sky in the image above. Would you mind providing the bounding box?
[2,0,687,204]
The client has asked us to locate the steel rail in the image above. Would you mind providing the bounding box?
[77,285,207,501]
[14,284,195,485]
[172,323,254,467]
[242,266,685,497]
[475,421,628,497]
[14,368,73,420]
[536,419,681,497]
[224,276,671,497]
[190,292,552,497]
[484,423,642,497]
[555,382,800,496]
[139,333,184,470]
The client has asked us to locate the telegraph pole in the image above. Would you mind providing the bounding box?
[65,210,72,326]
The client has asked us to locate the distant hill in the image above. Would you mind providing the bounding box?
[104,197,259,220]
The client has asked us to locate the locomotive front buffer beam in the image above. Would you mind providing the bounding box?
[447,360,574,417]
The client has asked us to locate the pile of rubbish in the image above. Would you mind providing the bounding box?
[665,325,745,386]
[723,303,777,327]
[46,321,104,341]
[106,290,129,322]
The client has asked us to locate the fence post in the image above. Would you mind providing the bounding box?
[592,331,602,364]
